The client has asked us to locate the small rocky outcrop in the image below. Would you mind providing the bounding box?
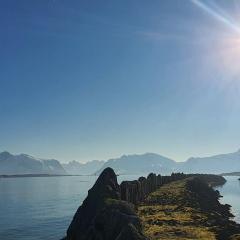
[66,167,147,240]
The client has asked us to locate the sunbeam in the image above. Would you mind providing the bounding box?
[191,0,240,34]
[190,0,240,79]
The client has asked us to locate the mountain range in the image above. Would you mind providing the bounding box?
[95,153,176,175]
[62,160,104,175]
[0,151,66,175]
[1,149,240,175]
[179,149,240,174]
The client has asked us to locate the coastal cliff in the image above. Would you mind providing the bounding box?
[64,168,240,240]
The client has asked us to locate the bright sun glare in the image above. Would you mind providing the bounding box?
[191,0,240,78]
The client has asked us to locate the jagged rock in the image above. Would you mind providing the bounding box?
[66,168,147,240]
[120,180,141,204]
[156,174,162,187]
[230,235,240,240]
[147,173,157,193]
[88,199,146,240]
[138,177,148,201]
[121,172,190,205]
[116,223,147,240]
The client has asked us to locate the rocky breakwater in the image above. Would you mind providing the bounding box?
[138,176,240,240]
[64,168,230,240]
[65,167,147,240]
[120,173,186,205]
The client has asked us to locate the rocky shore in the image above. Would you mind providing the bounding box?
[64,168,240,240]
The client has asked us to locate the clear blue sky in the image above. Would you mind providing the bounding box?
[1,0,240,162]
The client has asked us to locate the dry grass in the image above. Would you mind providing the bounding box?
[138,179,217,240]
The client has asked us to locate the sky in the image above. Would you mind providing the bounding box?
[1,0,240,163]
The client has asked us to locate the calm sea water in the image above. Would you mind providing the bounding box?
[215,176,240,223]
[0,175,239,240]
[0,175,143,240]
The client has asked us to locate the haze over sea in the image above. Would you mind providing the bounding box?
[0,175,239,240]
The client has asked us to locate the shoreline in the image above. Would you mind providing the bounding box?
[215,176,240,225]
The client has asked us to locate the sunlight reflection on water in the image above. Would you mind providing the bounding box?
[215,176,240,223]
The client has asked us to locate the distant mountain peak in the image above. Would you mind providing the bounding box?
[0,151,12,159]
[19,153,39,160]
[95,152,176,175]
[1,151,10,154]
[0,151,66,175]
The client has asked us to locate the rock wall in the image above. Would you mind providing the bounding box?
[120,173,186,204]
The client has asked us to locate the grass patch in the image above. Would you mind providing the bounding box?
[138,178,239,240]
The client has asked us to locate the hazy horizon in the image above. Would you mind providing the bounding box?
[1,0,240,163]
[1,147,240,164]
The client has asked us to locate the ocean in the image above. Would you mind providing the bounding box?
[0,175,239,240]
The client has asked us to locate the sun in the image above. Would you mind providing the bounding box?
[216,34,240,78]
[191,0,240,78]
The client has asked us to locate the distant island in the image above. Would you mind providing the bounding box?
[221,172,240,176]
[62,168,240,240]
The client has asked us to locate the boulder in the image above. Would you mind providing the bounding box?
[66,167,147,240]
